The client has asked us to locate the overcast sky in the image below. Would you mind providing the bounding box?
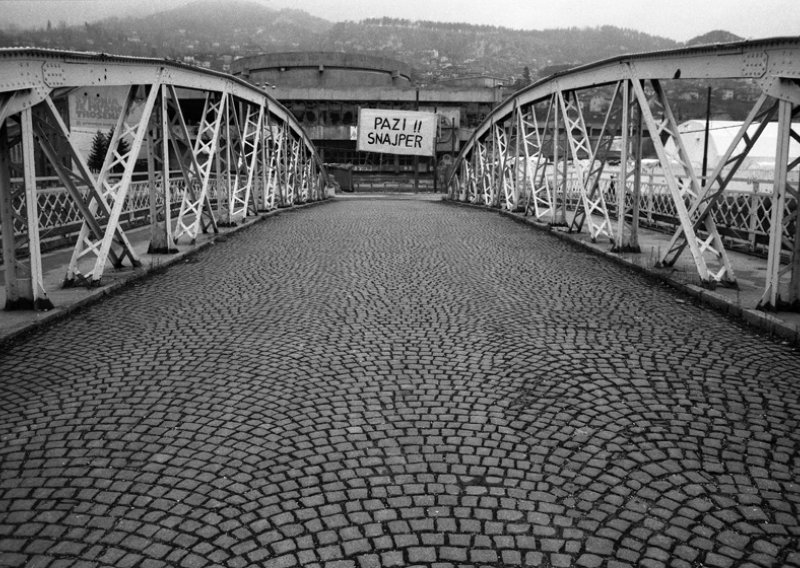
[2,0,798,42]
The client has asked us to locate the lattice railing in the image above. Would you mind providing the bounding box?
[554,169,789,254]
[0,173,221,261]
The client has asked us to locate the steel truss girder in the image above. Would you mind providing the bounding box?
[223,100,265,224]
[0,49,320,163]
[494,120,518,211]
[517,102,555,221]
[66,84,160,285]
[557,88,614,242]
[284,135,302,207]
[0,111,53,309]
[1,49,328,309]
[464,148,478,204]
[572,83,624,235]
[443,37,800,297]
[32,95,137,271]
[451,38,800,165]
[759,100,800,309]
[261,119,284,211]
[145,84,177,254]
[614,80,644,252]
[474,141,493,206]
[174,91,227,243]
[661,94,779,265]
[633,79,736,286]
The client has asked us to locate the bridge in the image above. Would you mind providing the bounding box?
[1,39,800,568]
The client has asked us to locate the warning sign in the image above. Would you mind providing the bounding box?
[357,109,437,157]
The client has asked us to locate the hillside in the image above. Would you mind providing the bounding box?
[320,19,679,82]
[0,0,686,83]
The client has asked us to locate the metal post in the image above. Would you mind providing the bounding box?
[759,99,796,309]
[630,100,643,249]
[20,108,53,310]
[552,95,567,225]
[0,121,22,309]
[616,81,630,249]
[749,181,760,252]
[701,86,712,185]
[414,88,420,193]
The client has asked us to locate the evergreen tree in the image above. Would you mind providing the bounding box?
[87,129,108,173]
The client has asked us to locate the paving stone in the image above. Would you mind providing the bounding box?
[1,196,799,567]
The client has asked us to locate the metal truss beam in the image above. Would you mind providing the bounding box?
[9,109,53,309]
[759,99,800,309]
[613,80,643,253]
[0,49,328,309]
[633,79,735,286]
[174,91,227,243]
[451,38,800,162]
[558,89,614,242]
[518,101,555,222]
[66,85,160,285]
[661,94,779,266]
[145,85,178,254]
[33,96,136,270]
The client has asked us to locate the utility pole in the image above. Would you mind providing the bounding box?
[701,86,712,185]
[414,88,419,193]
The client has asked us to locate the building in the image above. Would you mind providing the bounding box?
[231,52,507,184]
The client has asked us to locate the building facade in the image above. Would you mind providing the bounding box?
[231,52,507,184]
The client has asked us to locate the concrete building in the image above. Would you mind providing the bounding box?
[231,52,507,187]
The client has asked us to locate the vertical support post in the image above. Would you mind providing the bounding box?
[749,181,760,252]
[616,81,630,249]
[552,94,567,225]
[760,99,799,309]
[631,101,643,248]
[614,80,642,252]
[0,121,23,309]
[19,109,53,310]
[148,85,176,254]
[414,88,419,193]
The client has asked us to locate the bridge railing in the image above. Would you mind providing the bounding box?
[0,173,269,262]
[555,169,793,255]
[1,48,330,310]
[447,37,800,310]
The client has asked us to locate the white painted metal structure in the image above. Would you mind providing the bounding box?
[0,48,327,310]
[448,37,800,311]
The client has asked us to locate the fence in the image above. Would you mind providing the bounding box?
[555,168,793,255]
[0,173,231,262]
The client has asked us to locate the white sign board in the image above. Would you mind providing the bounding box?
[357,109,437,157]
[68,86,143,161]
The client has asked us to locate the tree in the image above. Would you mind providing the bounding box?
[87,129,108,173]
[88,129,132,174]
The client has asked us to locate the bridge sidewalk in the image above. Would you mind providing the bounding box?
[460,201,800,346]
[0,202,328,346]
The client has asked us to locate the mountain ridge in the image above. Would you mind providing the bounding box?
[0,0,743,84]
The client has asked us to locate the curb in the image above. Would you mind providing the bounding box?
[440,197,800,347]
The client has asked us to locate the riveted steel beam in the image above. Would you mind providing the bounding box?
[613,80,644,253]
[558,88,614,242]
[64,85,161,285]
[0,48,328,308]
[759,100,800,309]
[174,91,227,243]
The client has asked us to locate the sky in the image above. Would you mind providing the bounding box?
[1,0,798,42]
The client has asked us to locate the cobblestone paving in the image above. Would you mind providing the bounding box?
[1,195,800,568]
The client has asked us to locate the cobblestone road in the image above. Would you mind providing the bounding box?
[1,195,800,568]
